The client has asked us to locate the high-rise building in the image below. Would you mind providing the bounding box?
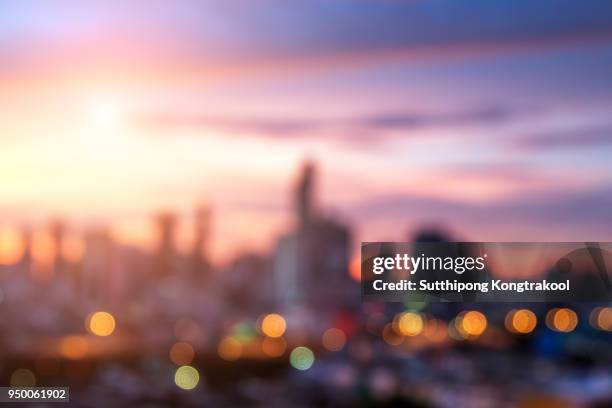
[274,162,354,309]
[17,226,32,275]
[155,212,177,276]
[192,204,211,280]
[295,161,315,229]
[81,228,113,301]
[50,218,66,278]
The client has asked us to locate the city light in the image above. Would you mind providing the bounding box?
[289,346,315,371]
[59,335,89,360]
[169,342,195,365]
[322,328,347,352]
[10,368,36,387]
[260,313,287,338]
[174,365,200,390]
[448,318,467,341]
[546,308,578,333]
[423,318,448,343]
[218,337,242,361]
[382,323,404,346]
[87,311,116,337]
[590,307,612,331]
[395,312,424,337]
[262,337,287,357]
[506,309,538,334]
[458,311,487,337]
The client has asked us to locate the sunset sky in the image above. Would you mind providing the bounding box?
[2,0,612,261]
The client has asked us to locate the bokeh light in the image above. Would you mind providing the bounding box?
[169,342,195,365]
[218,336,242,361]
[506,309,538,334]
[546,308,578,332]
[260,313,287,338]
[289,346,315,371]
[448,318,468,341]
[458,311,487,337]
[590,307,612,331]
[59,335,89,360]
[395,312,424,336]
[262,337,287,357]
[423,318,448,343]
[174,365,199,390]
[10,368,36,387]
[87,311,116,336]
[322,328,347,351]
[382,323,404,346]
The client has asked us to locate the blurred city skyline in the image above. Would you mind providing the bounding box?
[2,0,612,263]
[1,2,612,406]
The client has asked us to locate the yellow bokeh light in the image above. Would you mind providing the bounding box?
[547,308,578,333]
[10,368,36,387]
[395,312,424,336]
[459,311,487,337]
[59,335,89,360]
[87,311,116,336]
[260,313,287,338]
[218,337,242,361]
[322,328,347,351]
[169,342,195,365]
[174,365,200,390]
[506,309,537,334]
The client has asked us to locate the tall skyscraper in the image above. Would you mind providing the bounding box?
[155,212,177,277]
[295,161,315,229]
[50,218,66,278]
[274,162,354,309]
[192,204,211,280]
[82,228,113,301]
[18,226,32,275]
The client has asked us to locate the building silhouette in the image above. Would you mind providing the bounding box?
[192,204,211,281]
[274,162,353,309]
[155,211,177,277]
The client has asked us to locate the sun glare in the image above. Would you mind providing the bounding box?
[87,96,123,130]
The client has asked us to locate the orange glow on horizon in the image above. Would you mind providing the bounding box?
[0,226,25,266]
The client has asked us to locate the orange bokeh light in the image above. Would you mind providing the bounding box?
[59,335,89,360]
[169,342,195,365]
[546,308,578,333]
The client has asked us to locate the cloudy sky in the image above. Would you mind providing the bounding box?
[1,0,612,260]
